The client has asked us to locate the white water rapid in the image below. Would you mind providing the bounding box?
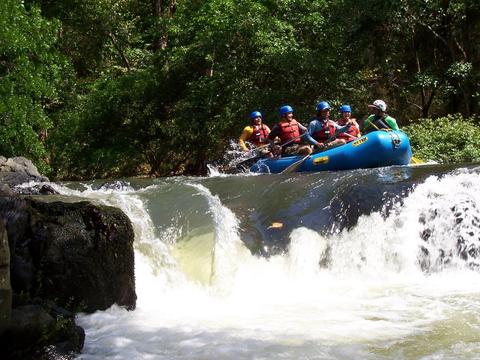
[59,170,480,359]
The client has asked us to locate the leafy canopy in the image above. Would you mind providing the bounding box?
[0,0,72,172]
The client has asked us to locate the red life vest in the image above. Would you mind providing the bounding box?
[248,124,269,146]
[313,120,336,143]
[336,118,360,142]
[277,119,301,144]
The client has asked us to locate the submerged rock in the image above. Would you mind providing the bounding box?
[14,183,59,195]
[98,180,133,192]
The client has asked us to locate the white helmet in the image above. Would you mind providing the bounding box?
[368,99,387,112]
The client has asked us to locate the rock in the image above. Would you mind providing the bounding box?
[0,305,54,358]
[3,157,43,178]
[0,196,136,313]
[0,156,49,188]
[29,199,137,312]
[98,180,133,192]
[13,183,59,196]
[0,219,12,336]
[0,156,136,357]
[39,184,58,195]
[0,184,14,197]
[8,305,55,343]
[0,304,85,359]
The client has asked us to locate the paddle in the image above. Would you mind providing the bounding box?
[244,132,305,156]
[410,156,423,164]
[279,131,350,175]
[277,133,307,149]
[280,154,310,174]
[233,156,261,172]
[241,142,271,158]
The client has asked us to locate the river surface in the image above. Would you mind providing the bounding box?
[52,163,480,359]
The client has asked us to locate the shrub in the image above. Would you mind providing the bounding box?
[404,114,480,163]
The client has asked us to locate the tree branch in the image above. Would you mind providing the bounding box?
[107,32,131,71]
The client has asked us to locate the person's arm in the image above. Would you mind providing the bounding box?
[304,121,320,145]
[263,125,271,137]
[349,119,361,137]
[362,115,374,133]
[385,116,399,130]
[239,127,252,151]
[351,119,360,129]
[332,121,352,136]
[268,124,280,144]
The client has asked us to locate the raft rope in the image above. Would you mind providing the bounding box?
[388,131,401,149]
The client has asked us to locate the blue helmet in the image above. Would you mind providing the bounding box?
[339,104,352,113]
[316,101,331,112]
[249,111,262,119]
[279,105,293,115]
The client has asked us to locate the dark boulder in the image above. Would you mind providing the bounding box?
[0,196,136,313]
[0,303,85,360]
[0,156,136,358]
[0,219,11,336]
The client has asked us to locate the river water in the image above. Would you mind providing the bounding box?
[54,163,480,359]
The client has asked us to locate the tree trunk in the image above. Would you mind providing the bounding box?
[153,0,177,51]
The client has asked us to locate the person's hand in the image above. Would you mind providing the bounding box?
[272,145,282,156]
[316,142,325,149]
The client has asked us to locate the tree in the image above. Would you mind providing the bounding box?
[0,0,72,173]
[330,0,480,120]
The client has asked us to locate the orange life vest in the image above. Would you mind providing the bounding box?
[277,119,301,144]
[248,124,269,146]
[336,118,360,142]
[313,121,336,143]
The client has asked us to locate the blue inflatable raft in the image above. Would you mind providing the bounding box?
[250,130,412,174]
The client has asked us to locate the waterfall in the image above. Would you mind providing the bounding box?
[48,166,480,359]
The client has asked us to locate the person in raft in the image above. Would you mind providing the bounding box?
[268,105,312,156]
[363,99,399,133]
[304,101,354,150]
[335,104,361,142]
[238,110,273,158]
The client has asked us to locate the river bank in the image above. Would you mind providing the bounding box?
[0,157,136,359]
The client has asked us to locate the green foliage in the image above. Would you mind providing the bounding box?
[404,115,480,163]
[0,0,72,173]
[49,70,158,179]
[331,0,480,119]
[3,0,480,178]
[30,0,145,78]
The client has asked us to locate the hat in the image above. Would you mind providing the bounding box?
[279,105,294,115]
[339,104,351,113]
[368,99,387,112]
[316,101,331,112]
[249,111,262,119]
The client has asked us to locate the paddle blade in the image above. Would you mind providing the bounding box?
[410,156,424,164]
[280,155,310,174]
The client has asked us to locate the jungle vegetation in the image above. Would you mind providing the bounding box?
[1,0,479,178]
